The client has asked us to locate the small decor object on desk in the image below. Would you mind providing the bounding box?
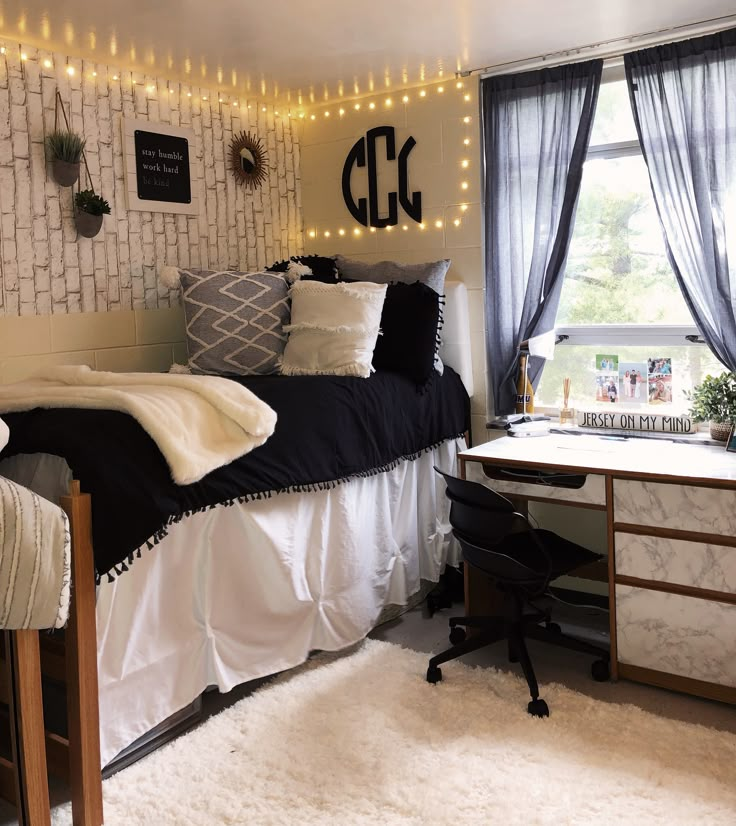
[515,353,534,414]
[687,371,736,441]
[559,376,575,424]
[74,189,110,238]
[46,128,86,187]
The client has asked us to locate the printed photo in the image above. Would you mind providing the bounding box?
[596,354,619,372]
[727,425,736,453]
[648,357,672,377]
[648,374,673,405]
[618,362,648,405]
[595,375,619,403]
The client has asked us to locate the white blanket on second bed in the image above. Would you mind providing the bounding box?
[0,366,277,485]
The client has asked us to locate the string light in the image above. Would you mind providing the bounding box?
[339,108,345,116]
[456,81,463,89]
[385,98,392,106]
[20,52,27,61]
[324,111,330,117]
[187,92,192,97]
[434,220,443,229]
[338,229,345,236]
[112,74,118,80]
[353,228,361,236]
[147,84,155,92]
[461,159,469,168]
[262,106,267,112]
[463,116,471,123]
[308,230,316,238]
[92,71,97,77]
[461,181,469,190]
[402,224,408,231]
[464,94,471,102]
[324,231,331,238]
[369,227,376,233]
[437,86,444,93]
[453,218,461,227]
[419,90,426,97]
[369,102,375,109]
[463,138,470,146]
[402,95,409,103]
[354,103,361,110]
[0,47,5,55]
[66,65,75,76]
[461,204,469,212]
[310,114,316,120]
[43,59,52,68]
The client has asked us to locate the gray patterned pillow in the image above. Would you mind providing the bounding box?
[334,255,450,295]
[179,269,290,376]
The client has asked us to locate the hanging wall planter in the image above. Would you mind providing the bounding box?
[46,129,86,187]
[74,190,110,239]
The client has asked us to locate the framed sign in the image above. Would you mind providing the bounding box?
[122,118,199,215]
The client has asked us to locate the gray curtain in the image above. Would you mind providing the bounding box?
[483,60,602,415]
[625,30,736,372]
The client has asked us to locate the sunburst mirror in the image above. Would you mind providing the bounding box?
[229,131,268,189]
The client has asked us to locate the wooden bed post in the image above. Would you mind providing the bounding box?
[60,481,104,826]
[4,629,51,826]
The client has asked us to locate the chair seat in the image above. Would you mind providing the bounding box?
[468,529,601,580]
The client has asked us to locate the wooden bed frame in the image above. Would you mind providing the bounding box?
[0,481,104,826]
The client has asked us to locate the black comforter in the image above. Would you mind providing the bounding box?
[2,368,470,580]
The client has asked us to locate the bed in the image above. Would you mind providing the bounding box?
[0,281,473,773]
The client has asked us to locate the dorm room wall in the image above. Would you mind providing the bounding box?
[298,78,486,443]
[0,43,302,379]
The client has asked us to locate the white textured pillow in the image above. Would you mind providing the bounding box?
[281,280,387,378]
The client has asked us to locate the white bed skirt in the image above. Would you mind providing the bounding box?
[96,437,464,766]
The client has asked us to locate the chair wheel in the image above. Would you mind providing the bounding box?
[426,666,443,684]
[545,622,562,634]
[527,698,549,717]
[591,659,610,682]
[449,626,466,645]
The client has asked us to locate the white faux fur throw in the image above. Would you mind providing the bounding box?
[0,366,277,485]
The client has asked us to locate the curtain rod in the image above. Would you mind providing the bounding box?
[469,13,736,79]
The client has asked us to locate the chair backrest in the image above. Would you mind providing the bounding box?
[435,466,549,582]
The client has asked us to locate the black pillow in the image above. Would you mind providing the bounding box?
[266,254,338,282]
[372,281,442,386]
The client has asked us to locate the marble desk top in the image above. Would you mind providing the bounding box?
[460,434,736,485]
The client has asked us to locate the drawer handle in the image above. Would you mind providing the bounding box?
[483,466,588,490]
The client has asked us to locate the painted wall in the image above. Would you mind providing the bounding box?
[299,78,487,441]
[0,44,302,317]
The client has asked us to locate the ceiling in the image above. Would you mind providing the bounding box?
[1,0,735,106]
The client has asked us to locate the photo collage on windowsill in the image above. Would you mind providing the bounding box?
[595,355,672,406]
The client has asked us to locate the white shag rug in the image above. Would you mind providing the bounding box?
[53,640,736,826]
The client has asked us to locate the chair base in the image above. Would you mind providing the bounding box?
[426,598,610,716]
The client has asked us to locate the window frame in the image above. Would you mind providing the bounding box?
[554,71,707,353]
[537,69,713,417]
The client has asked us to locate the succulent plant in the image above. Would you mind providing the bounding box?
[75,189,111,216]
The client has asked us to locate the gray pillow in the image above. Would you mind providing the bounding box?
[180,269,290,376]
[334,255,450,295]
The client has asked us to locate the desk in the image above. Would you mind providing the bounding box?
[458,434,736,704]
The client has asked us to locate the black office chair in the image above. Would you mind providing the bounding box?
[428,468,610,717]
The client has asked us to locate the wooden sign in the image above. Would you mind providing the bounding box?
[577,410,694,434]
[122,118,199,215]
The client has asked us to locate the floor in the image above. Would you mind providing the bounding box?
[2,589,735,824]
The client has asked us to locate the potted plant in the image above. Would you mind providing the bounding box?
[687,371,736,440]
[46,129,86,187]
[74,189,110,238]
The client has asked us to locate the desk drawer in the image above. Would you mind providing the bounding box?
[614,480,736,537]
[616,584,736,688]
[468,464,606,506]
[615,532,736,594]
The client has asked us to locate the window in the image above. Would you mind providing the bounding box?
[536,70,723,411]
